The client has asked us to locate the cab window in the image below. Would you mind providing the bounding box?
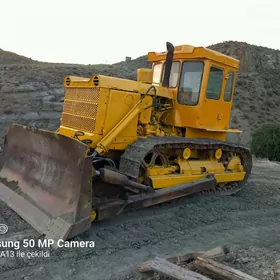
[152,63,163,84]
[162,61,180,88]
[224,71,234,102]
[178,61,204,106]
[206,66,224,100]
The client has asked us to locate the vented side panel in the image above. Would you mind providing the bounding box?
[63,101,98,118]
[61,113,96,133]
[61,87,100,133]
[65,87,100,102]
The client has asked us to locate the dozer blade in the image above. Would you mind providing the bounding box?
[0,124,93,244]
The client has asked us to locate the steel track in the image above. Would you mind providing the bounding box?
[119,136,253,195]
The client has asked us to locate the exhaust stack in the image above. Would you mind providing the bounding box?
[162,41,175,87]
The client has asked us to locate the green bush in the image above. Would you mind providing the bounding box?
[250,123,280,161]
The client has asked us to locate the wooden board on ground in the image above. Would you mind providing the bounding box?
[137,246,260,280]
[150,257,211,280]
[136,246,227,273]
[194,257,260,280]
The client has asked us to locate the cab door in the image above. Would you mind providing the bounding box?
[198,65,228,129]
[221,70,236,127]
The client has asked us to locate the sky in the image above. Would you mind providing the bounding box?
[1,0,280,65]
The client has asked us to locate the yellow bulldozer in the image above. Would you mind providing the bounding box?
[0,42,252,242]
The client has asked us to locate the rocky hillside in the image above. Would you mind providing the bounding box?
[0,48,38,65]
[0,41,280,148]
[208,41,280,72]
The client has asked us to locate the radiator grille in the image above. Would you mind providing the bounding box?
[64,87,100,101]
[61,87,100,133]
[63,101,98,118]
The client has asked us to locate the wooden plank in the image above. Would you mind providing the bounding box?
[194,257,260,280]
[136,246,227,273]
[150,257,212,280]
[200,246,228,259]
[274,260,280,280]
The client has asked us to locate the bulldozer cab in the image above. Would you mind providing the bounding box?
[149,44,240,131]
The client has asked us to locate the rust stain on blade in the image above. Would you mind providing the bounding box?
[0,124,93,242]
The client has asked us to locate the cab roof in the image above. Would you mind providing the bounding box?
[148,44,240,69]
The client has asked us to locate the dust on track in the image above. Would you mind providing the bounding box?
[1,158,280,280]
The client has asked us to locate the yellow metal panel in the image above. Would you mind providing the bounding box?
[178,160,225,174]
[106,137,137,150]
[215,172,246,183]
[150,174,205,189]
[147,166,176,176]
[64,75,174,100]
[95,88,110,134]
[147,160,225,177]
[139,96,153,124]
[137,68,153,83]
[150,172,246,189]
[185,127,227,141]
[57,126,137,150]
[94,95,152,155]
[64,76,91,86]
[103,90,139,137]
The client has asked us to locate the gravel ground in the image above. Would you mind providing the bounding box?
[0,158,280,280]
